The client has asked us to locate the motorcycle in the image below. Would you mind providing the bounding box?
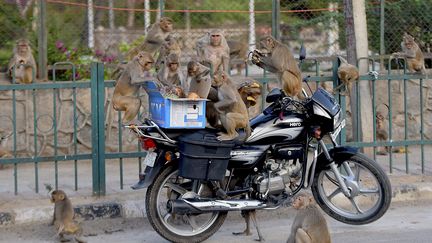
[126,81,392,243]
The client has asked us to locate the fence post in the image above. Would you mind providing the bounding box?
[91,62,106,196]
[272,0,280,40]
[37,0,47,80]
[159,0,165,17]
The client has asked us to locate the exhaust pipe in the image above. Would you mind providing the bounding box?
[168,198,267,215]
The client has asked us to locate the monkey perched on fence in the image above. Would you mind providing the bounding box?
[196,30,230,74]
[50,190,86,243]
[227,39,248,75]
[336,56,359,96]
[0,132,12,170]
[212,71,251,141]
[252,35,302,99]
[112,51,154,123]
[376,111,389,155]
[127,17,174,59]
[287,193,331,243]
[7,39,37,84]
[392,33,426,73]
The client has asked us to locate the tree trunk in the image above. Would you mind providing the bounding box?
[353,0,374,156]
[343,0,358,142]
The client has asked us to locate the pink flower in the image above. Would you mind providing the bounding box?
[95,49,103,57]
[55,40,64,50]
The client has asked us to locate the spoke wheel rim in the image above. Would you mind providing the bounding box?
[156,170,220,236]
[316,160,383,220]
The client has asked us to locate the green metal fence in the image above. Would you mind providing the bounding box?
[1,60,430,197]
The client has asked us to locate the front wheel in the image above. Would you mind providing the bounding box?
[145,164,227,243]
[311,153,392,225]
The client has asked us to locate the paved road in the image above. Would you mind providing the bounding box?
[1,200,431,243]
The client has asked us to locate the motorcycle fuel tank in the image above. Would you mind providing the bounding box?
[246,114,305,145]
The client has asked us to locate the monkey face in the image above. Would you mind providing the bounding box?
[210,34,222,47]
[168,62,179,72]
[187,62,199,76]
[50,190,66,203]
[160,17,173,32]
[136,52,154,71]
[238,81,261,107]
[212,71,227,87]
[258,36,276,54]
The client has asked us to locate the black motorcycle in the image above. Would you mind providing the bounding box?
[126,83,391,243]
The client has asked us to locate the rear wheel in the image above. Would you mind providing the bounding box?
[145,165,227,243]
[311,153,392,225]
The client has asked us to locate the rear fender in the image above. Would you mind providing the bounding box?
[315,146,359,171]
[131,149,175,190]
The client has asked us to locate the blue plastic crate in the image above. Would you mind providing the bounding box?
[143,81,207,129]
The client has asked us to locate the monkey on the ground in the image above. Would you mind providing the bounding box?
[233,209,265,241]
[50,190,86,243]
[112,51,154,123]
[7,38,37,84]
[392,32,425,73]
[0,132,12,170]
[187,61,212,99]
[211,71,251,141]
[287,193,331,243]
[155,35,181,72]
[156,53,186,98]
[336,56,359,96]
[196,30,230,74]
[252,35,302,99]
[127,17,173,59]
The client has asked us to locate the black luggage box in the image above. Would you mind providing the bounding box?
[178,130,235,181]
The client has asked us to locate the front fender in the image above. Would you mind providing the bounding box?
[316,146,359,171]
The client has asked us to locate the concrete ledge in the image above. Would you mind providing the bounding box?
[74,202,122,221]
[1,182,432,226]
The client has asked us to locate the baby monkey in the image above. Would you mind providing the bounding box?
[50,190,86,243]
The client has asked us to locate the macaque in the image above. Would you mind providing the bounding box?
[233,210,265,241]
[336,56,359,96]
[252,35,302,99]
[392,33,425,73]
[50,190,85,243]
[157,53,186,97]
[376,111,389,155]
[212,71,251,141]
[0,133,11,169]
[127,17,174,59]
[113,51,154,123]
[187,61,211,99]
[196,30,230,74]
[287,194,331,243]
[155,35,181,72]
[227,39,248,75]
[7,39,37,84]
[237,79,262,109]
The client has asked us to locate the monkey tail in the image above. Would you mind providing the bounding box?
[337,55,348,64]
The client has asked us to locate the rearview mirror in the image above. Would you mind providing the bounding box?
[266,88,283,103]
